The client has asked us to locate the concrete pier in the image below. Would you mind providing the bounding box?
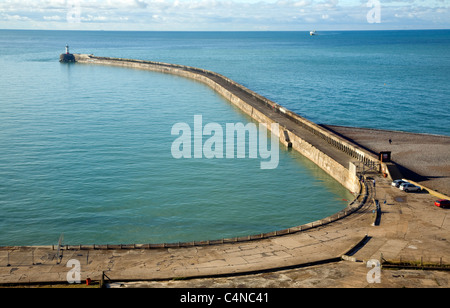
[71,54,383,193]
[0,55,448,287]
[59,53,75,63]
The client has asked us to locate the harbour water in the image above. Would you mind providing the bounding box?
[0,30,448,246]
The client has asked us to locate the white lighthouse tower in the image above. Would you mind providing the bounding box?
[60,44,75,62]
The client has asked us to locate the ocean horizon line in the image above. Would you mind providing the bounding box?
[1,28,449,33]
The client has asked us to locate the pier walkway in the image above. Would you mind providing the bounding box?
[74,55,381,177]
[206,72,354,168]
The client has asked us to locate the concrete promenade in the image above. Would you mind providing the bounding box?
[1,177,372,284]
[0,56,448,287]
[1,173,449,287]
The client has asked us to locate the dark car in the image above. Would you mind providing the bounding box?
[434,199,450,208]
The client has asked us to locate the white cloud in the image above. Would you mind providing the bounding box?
[0,0,448,30]
[293,1,311,7]
[0,14,32,21]
[43,15,63,21]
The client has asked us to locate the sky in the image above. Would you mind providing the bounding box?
[0,0,448,31]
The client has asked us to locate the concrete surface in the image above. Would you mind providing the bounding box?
[109,262,449,288]
[324,125,450,197]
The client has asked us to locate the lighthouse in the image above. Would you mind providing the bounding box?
[60,44,76,63]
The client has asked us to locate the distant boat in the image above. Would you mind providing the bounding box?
[310,30,317,36]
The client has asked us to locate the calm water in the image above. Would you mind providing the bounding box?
[0,30,448,246]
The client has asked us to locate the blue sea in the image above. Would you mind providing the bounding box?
[0,30,449,246]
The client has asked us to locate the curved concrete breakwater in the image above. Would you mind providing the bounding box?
[1,55,449,286]
[73,54,381,193]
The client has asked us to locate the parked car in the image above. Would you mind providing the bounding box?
[391,179,408,188]
[399,183,421,192]
[434,199,450,208]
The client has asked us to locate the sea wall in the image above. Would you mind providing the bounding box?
[73,54,378,193]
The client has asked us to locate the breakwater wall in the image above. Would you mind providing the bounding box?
[73,54,380,193]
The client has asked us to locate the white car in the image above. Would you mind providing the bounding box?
[399,183,421,192]
[391,179,408,188]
